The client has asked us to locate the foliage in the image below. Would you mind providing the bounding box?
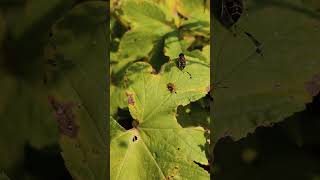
[212,0,320,143]
[213,96,320,179]
[110,0,210,179]
[0,0,107,179]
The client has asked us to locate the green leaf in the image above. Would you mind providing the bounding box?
[120,0,174,35]
[202,45,210,64]
[177,99,210,129]
[110,61,210,179]
[176,0,210,36]
[50,1,107,179]
[112,0,176,75]
[110,83,127,116]
[0,0,72,171]
[164,32,209,62]
[213,0,320,141]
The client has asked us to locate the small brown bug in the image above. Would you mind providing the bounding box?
[167,83,177,94]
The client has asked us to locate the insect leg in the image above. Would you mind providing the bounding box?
[244,31,263,56]
[184,71,192,79]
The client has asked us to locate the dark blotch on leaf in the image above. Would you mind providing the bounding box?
[48,96,78,138]
[305,73,320,97]
[126,92,135,105]
[119,141,128,148]
[177,148,180,150]
[132,136,138,142]
[167,83,177,94]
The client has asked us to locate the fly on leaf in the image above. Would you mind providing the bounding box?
[177,53,192,79]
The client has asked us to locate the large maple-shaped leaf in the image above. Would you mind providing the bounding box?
[213,0,320,142]
[110,60,210,180]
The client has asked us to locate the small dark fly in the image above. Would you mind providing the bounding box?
[178,53,186,69]
[177,53,192,79]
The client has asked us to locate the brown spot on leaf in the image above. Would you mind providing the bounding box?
[126,93,135,105]
[48,96,78,138]
[151,68,157,74]
[132,120,139,128]
[305,73,320,96]
[167,83,177,94]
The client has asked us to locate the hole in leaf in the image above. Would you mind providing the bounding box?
[117,108,134,130]
[132,136,138,142]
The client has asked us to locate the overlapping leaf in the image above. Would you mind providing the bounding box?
[112,0,174,74]
[0,0,73,173]
[213,0,320,141]
[50,1,107,179]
